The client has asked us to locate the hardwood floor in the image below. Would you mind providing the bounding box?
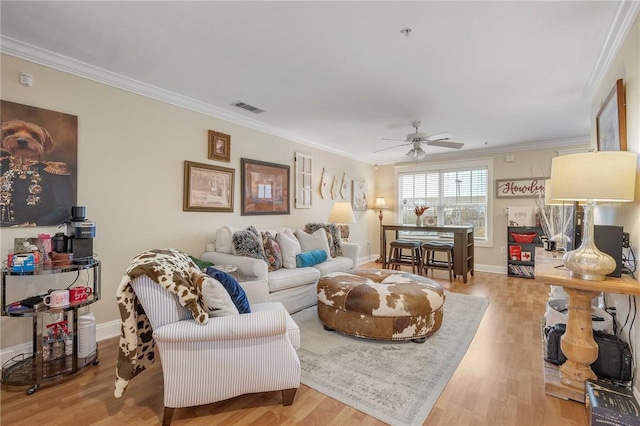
[1,263,588,425]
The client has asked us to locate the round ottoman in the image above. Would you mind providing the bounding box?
[317,269,445,342]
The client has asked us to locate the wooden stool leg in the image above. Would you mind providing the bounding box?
[446,249,453,282]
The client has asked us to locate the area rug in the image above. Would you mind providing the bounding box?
[291,291,489,426]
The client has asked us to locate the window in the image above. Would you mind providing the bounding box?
[396,159,492,243]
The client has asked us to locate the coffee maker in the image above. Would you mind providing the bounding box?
[66,206,96,264]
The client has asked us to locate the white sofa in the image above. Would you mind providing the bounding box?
[200,226,360,313]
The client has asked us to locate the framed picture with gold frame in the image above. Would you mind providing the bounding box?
[183,161,234,212]
[596,79,626,151]
[208,130,231,162]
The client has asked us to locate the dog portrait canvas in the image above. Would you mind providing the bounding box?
[1,100,77,227]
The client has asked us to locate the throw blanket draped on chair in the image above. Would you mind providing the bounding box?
[114,248,209,398]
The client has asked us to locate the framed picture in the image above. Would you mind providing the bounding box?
[241,158,290,215]
[0,100,78,227]
[352,180,368,211]
[208,130,231,162]
[596,79,626,152]
[183,161,234,212]
[495,177,546,198]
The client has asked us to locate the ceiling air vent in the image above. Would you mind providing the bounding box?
[231,101,265,114]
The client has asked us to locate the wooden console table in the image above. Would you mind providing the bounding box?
[534,248,640,402]
[381,224,474,283]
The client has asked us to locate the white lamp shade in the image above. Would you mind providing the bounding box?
[550,151,637,202]
[374,197,388,210]
[544,179,564,205]
[328,201,356,224]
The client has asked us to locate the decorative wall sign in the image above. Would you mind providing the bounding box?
[207,130,231,162]
[495,177,546,198]
[183,161,234,212]
[0,100,77,227]
[352,180,368,211]
[596,79,626,152]
[241,158,290,215]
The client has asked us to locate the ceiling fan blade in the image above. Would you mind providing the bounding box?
[382,137,408,142]
[426,132,453,142]
[426,140,464,149]
[373,142,412,153]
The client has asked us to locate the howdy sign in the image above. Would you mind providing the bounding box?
[495,177,547,198]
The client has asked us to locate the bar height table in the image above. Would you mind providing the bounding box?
[381,224,474,283]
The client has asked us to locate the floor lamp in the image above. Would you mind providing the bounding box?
[374,197,388,263]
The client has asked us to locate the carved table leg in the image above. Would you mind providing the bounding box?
[559,288,600,388]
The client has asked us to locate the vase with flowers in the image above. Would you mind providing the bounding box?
[414,205,428,226]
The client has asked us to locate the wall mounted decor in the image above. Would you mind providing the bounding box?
[183,161,234,212]
[596,79,626,151]
[295,152,312,208]
[330,174,339,200]
[0,100,77,227]
[352,180,368,211]
[495,177,546,198]
[241,158,290,215]
[319,167,329,199]
[207,130,231,162]
[339,173,349,200]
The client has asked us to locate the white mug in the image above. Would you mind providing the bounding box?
[43,290,70,308]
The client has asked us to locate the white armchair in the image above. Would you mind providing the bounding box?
[130,275,301,425]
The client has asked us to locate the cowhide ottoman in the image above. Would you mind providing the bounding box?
[317,269,445,343]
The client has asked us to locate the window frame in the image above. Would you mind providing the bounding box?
[394,158,494,248]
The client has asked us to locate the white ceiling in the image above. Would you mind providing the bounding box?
[0,1,629,164]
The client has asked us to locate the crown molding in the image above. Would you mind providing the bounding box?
[584,1,640,99]
[0,36,360,161]
[387,137,590,167]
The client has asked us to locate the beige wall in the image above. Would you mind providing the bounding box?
[590,14,640,395]
[0,54,377,349]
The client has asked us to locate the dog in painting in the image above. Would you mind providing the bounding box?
[0,119,75,227]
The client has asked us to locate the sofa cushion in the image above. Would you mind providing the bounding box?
[205,267,251,314]
[312,255,353,276]
[233,227,267,262]
[262,231,283,271]
[267,266,321,292]
[276,229,301,269]
[295,228,331,259]
[197,275,240,317]
[214,226,237,254]
[305,223,342,257]
[296,249,328,268]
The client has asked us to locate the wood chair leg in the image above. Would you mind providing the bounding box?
[162,407,175,426]
[282,388,298,406]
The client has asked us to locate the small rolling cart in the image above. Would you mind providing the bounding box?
[1,260,101,394]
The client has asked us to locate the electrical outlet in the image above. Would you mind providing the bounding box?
[500,246,506,254]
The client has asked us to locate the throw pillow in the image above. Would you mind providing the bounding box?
[262,231,283,271]
[189,255,214,271]
[295,228,332,259]
[276,230,301,269]
[205,267,251,314]
[305,223,343,257]
[296,249,328,268]
[196,274,240,317]
[233,227,267,262]
[214,226,237,254]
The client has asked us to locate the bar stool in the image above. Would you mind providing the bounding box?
[421,241,455,282]
[388,239,422,274]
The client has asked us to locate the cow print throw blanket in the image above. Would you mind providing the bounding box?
[114,248,208,398]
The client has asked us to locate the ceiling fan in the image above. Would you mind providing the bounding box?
[375,121,464,160]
